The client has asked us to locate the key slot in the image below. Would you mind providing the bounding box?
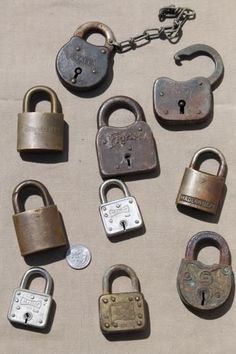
[124,153,131,167]
[178,99,186,114]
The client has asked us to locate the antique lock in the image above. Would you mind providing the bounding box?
[8,267,53,329]
[12,180,67,256]
[99,264,146,334]
[56,22,116,91]
[96,96,158,177]
[177,231,233,311]
[153,44,224,125]
[176,147,227,215]
[99,179,143,237]
[17,86,64,152]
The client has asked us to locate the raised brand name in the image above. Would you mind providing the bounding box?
[24,126,61,135]
[105,131,145,148]
[180,194,215,209]
[109,205,130,217]
[76,55,96,68]
[20,297,42,309]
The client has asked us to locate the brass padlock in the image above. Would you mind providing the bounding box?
[99,264,146,334]
[177,231,233,311]
[96,96,158,177]
[176,147,227,215]
[17,86,64,152]
[12,180,66,256]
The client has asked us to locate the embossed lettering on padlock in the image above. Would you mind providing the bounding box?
[99,264,146,334]
[176,147,227,215]
[12,180,66,256]
[99,179,143,237]
[177,231,233,311]
[8,267,53,328]
[96,96,158,177]
[153,44,224,125]
[17,86,64,152]
[56,22,116,91]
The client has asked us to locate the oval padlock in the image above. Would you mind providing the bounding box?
[56,22,116,91]
[176,147,227,215]
[12,180,67,256]
[17,86,64,152]
[177,231,233,311]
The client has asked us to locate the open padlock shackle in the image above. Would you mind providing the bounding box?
[20,267,53,295]
[102,264,140,294]
[99,179,130,204]
[97,96,145,128]
[174,44,224,91]
[22,85,60,113]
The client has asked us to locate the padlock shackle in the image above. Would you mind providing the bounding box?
[102,264,140,295]
[99,179,130,204]
[97,96,146,128]
[22,85,60,113]
[174,44,224,91]
[185,231,231,265]
[20,267,53,295]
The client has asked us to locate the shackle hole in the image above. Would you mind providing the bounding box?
[24,194,48,211]
[192,151,224,176]
[106,270,139,294]
[106,185,127,202]
[86,33,106,46]
[23,275,47,293]
[108,109,136,127]
[24,90,61,113]
[196,246,220,265]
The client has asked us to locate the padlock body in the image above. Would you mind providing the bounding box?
[177,259,233,310]
[99,292,146,333]
[153,77,212,124]
[13,205,66,256]
[176,168,225,214]
[8,288,52,328]
[17,112,64,152]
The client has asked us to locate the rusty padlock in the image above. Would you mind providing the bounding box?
[176,147,227,215]
[96,96,158,178]
[12,180,66,256]
[153,44,224,125]
[17,86,64,152]
[177,231,233,311]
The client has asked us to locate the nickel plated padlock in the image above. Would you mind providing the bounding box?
[99,264,146,334]
[96,96,158,178]
[176,147,227,215]
[177,231,233,311]
[17,86,64,152]
[12,180,66,256]
[153,44,224,125]
[99,179,143,237]
[8,267,53,329]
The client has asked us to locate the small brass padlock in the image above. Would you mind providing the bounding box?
[12,180,66,256]
[177,231,233,311]
[99,264,146,334]
[8,267,53,329]
[176,147,227,215]
[17,86,64,152]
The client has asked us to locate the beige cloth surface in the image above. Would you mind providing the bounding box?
[1,0,236,353]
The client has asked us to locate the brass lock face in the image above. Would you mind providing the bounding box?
[99,264,146,334]
[177,231,233,311]
[176,147,227,215]
[96,96,158,178]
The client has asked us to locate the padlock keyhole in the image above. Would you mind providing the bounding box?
[24,312,32,324]
[120,220,127,231]
[199,290,206,306]
[125,153,131,167]
[73,67,82,81]
[178,100,186,114]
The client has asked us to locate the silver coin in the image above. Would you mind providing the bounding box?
[66,245,92,270]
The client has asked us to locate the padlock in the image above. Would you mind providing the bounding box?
[99,179,143,237]
[17,86,64,152]
[56,22,116,91]
[153,44,224,125]
[177,231,233,311]
[96,96,158,177]
[176,147,227,215]
[8,267,53,328]
[12,180,67,256]
[99,264,146,334]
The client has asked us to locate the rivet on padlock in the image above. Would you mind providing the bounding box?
[177,231,233,311]
[176,147,227,215]
[12,180,67,256]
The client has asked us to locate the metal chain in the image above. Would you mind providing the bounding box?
[111,5,196,53]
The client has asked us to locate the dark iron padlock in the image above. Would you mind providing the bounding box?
[12,180,66,256]
[8,267,53,329]
[17,86,64,152]
[176,147,227,215]
[96,96,158,178]
[153,44,224,125]
[56,22,116,91]
[177,231,233,311]
[99,264,146,334]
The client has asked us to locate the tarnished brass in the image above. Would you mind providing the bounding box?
[12,180,66,256]
[17,86,64,152]
[177,231,233,311]
[176,147,227,215]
